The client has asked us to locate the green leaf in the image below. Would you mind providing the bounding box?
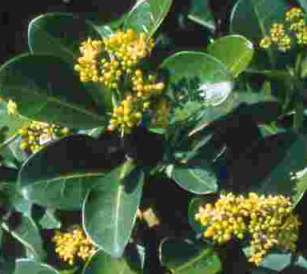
[260,253,291,272]
[253,132,306,196]
[188,198,206,234]
[39,209,61,229]
[28,13,101,64]
[172,164,218,194]
[28,13,113,113]
[292,168,307,207]
[0,54,106,129]
[83,164,144,258]
[18,135,107,210]
[190,92,278,134]
[0,101,29,142]
[14,259,59,274]
[207,35,254,78]
[230,0,287,67]
[82,250,140,274]
[160,238,221,274]
[2,217,45,261]
[160,51,233,107]
[0,168,32,217]
[188,0,216,31]
[298,0,307,12]
[124,0,172,37]
[230,0,286,41]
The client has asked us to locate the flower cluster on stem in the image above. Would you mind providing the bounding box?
[74,29,166,135]
[195,193,301,266]
[18,121,69,153]
[52,226,96,265]
[260,7,307,51]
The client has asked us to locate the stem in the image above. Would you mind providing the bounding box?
[295,51,303,77]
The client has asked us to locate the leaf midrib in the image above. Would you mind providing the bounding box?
[7,85,104,122]
[21,172,105,187]
[174,248,211,272]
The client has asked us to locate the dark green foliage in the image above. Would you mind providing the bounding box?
[1,0,307,273]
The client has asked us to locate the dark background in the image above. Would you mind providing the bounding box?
[0,0,216,65]
[0,0,136,64]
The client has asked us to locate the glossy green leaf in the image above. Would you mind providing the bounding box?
[0,101,29,142]
[160,238,221,274]
[0,54,106,129]
[230,0,287,67]
[172,164,218,194]
[3,217,45,261]
[124,0,172,37]
[188,198,206,234]
[39,209,61,229]
[161,51,233,107]
[83,164,144,258]
[207,35,254,77]
[28,13,101,64]
[82,250,140,274]
[261,253,291,272]
[298,0,307,12]
[230,0,286,41]
[251,254,307,273]
[14,259,59,274]
[188,0,216,31]
[292,168,307,207]
[191,92,278,134]
[0,168,32,217]
[254,132,306,196]
[28,13,112,113]
[18,135,107,210]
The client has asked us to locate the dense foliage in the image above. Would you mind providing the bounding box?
[1,0,307,273]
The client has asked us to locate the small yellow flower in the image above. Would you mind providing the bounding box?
[289,19,305,32]
[108,95,144,134]
[296,26,307,45]
[74,38,103,83]
[277,34,292,52]
[270,23,286,42]
[52,226,96,265]
[18,121,70,153]
[285,7,304,23]
[131,69,165,98]
[259,36,272,49]
[7,99,18,116]
[100,58,122,90]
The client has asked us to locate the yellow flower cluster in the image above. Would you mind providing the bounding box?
[74,29,154,90]
[7,99,18,116]
[103,29,154,73]
[75,29,166,134]
[18,121,70,153]
[195,193,301,266]
[131,70,165,98]
[108,95,149,134]
[260,7,307,51]
[52,226,96,265]
[260,23,291,52]
[74,39,103,83]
